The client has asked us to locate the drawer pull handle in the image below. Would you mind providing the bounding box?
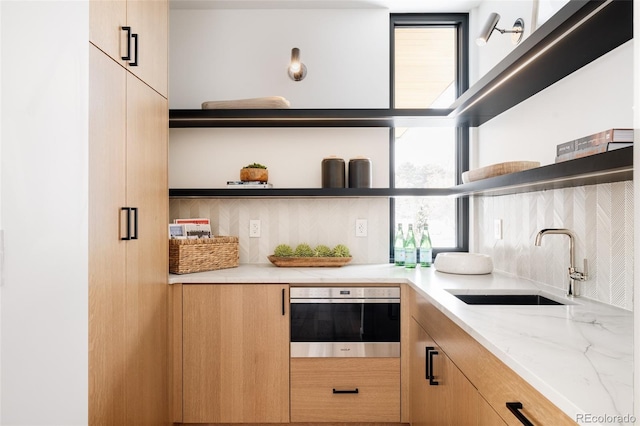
[506,402,534,426]
[332,388,359,394]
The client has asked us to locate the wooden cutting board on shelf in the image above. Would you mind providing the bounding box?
[462,161,540,183]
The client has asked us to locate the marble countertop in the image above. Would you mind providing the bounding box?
[169,264,634,426]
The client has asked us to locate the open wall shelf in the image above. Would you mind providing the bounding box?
[170,148,633,199]
[169,1,633,129]
[451,0,633,126]
[169,108,453,128]
[168,0,633,199]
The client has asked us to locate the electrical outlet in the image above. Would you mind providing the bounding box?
[494,219,503,240]
[249,219,261,238]
[355,219,368,237]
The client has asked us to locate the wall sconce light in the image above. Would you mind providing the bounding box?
[476,13,525,46]
[288,47,307,81]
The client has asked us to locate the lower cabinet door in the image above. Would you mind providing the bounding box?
[290,357,400,422]
[478,395,508,425]
[182,284,290,423]
[410,317,478,426]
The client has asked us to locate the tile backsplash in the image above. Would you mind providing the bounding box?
[170,198,390,264]
[472,181,634,310]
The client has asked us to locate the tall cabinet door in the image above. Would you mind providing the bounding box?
[125,73,169,426]
[89,0,126,64]
[182,284,290,424]
[88,45,128,426]
[126,0,168,96]
[90,0,168,97]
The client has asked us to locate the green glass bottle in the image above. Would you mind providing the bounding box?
[419,224,433,267]
[394,223,405,266]
[404,224,417,269]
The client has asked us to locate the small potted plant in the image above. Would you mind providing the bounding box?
[240,162,268,183]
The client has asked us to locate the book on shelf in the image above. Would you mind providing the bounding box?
[174,217,210,225]
[556,128,634,156]
[226,181,273,188]
[555,142,632,163]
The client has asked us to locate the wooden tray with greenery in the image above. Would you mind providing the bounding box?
[267,255,352,267]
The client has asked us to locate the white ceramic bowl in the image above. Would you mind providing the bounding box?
[433,252,493,275]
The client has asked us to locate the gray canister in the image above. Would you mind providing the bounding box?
[348,157,372,188]
[321,156,346,188]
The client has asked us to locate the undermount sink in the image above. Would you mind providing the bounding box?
[452,294,566,306]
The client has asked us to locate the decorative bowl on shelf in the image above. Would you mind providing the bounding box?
[267,255,352,267]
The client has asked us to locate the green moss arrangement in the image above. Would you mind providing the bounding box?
[314,244,333,257]
[332,244,351,258]
[273,244,294,257]
[293,243,315,257]
[243,162,267,169]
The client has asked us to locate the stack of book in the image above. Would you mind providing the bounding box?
[555,128,634,163]
[226,180,273,188]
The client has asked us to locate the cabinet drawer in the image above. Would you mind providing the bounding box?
[290,358,400,422]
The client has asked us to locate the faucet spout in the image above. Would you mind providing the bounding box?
[534,228,587,297]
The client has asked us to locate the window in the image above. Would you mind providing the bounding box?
[390,14,469,259]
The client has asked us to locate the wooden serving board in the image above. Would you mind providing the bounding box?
[267,256,352,267]
[462,161,540,183]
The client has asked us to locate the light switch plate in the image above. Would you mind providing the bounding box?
[494,219,503,240]
[249,220,261,238]
[355,219,368,237]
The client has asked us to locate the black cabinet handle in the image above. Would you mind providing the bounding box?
[332,388,359,394]
[131,207,138,240]
[425,346,434,380]
[121,207,138,241]
[281,288,286,316]
[506,402,534,426]
[121,26,131,61]
[130,33,138,67]
[121,207,131,240]
[428,349,439,386]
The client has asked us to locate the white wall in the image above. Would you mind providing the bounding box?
[633,0,639,416]
[169,8,389,108]
[0,2,88,424]
[474,40,634,168]
[170,127,389,188]
[469,1,634,310]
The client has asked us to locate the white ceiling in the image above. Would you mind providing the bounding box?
[169,0,482,12]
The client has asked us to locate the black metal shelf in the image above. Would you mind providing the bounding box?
[168,0,633,199]
[170,148,633,199]
[169,1,632,130]
[455,147,633,196]
[451,0,633,126]
[169,187,455,198]
[169,108,453,128]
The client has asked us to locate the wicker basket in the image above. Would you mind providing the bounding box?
[169,236,239,274]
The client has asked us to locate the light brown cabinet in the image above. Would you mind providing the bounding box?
[410,289,576,426]
[176,284,290,424]
[410,317,477,426]
[290,357,400,423]
[90,0,168,96]
[88,42,168,425]
[478,395,508,426]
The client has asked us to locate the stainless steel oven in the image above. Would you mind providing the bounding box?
[290,287,400,357]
